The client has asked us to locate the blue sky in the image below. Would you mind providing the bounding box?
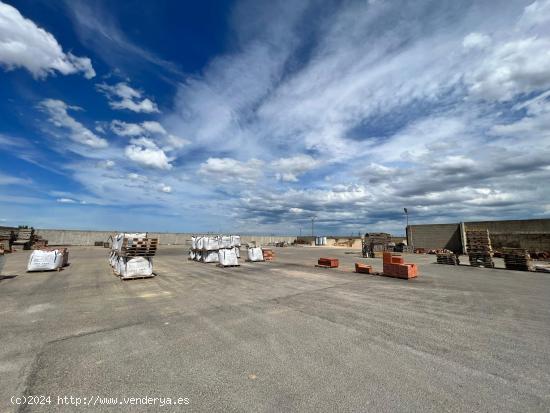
[1,0,549,235]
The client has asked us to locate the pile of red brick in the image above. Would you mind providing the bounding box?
[382,252,418,279]
[355,263,373,274]
[262,248,274,261]
[317,257,339,268]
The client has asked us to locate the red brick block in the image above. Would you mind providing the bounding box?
[383,252,393,264]
[355,263,372,274]
[318,257,339,268]
[391,256,404,264]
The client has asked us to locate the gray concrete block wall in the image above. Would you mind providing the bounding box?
[407,224,462,251]
[408,218,550,251]
[35,229,296,246]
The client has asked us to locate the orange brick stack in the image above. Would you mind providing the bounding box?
[262,248,274,261]
[318,257,339,268]
[382,252,418,279]
[355,263,373,274]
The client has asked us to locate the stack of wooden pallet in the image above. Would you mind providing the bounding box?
[436,252,459,265]
[0,227,14,252]
[120,237,158,257]
[12,227,34,250]
[466,230,494,268]
[502,248,533,271]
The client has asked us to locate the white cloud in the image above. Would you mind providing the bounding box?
[124,138,172,169]
[272,155,322,182]
[111,120,145,137]
[97,82,160,113]
[38,99,108,148]
[56,198,77,204]
[141,121,166,134]
[0,172,32,186]
[462,32,491,50]
[0,1,95,79]
[465,36,550,101]
[198,157,263,184]
[159,184,172,193]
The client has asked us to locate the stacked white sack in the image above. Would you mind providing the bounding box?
[247,247,264,262]
[27,249,64,272]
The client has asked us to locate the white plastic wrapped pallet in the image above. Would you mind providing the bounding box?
[247,247,264,262]
[203,250,219,263]
[203,236,220,251]
[116,257,153,279]
[219,248,238,266]
[27,250,64,272]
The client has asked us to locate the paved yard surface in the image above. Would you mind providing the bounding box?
[1,246,549,412]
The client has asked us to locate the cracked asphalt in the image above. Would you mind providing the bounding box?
[1,246,549,412]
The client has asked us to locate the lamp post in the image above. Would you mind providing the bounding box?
[404,208,413,247]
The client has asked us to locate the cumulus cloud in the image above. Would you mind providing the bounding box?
[124,137,172,169]
[97,82,160,113]
[38,99,108,148]
[0,1,95,79]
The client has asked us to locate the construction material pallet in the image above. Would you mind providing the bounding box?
[436,253,459,265]
[119,238,158,257]
[217,264,240,268]
[315,264,338,269]
[502,248,533,271]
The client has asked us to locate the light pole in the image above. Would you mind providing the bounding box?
[404,208,413,247]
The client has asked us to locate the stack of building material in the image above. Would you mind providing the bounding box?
[247,247,264,262]
[27,249,69,272]
[109,233,157,279]
[190,235,241,265]
[436,252,459,265]
[262,248,274,261]
[382,252,418,279]
[466,230,494,268]
[502,248,533,271]
[0,248,5,274]
[31,236,48,249]
[362,233,392,257]
[317,257,339,268]
[0,227,14,252]
[12,227,34,250]
[355,263,373,274]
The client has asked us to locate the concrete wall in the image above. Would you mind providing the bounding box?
[407,224,462,251]
[35,229,296,246]
[464,219,550,251]
[408,219,550,251]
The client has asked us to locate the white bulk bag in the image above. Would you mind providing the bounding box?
[234,246,240,258]
[196,236,204,250]
[189,249,195,260]
[220,236,232,249]
[119,257,153,279]
[203,250,219,263]
[203,236,220,251]
[191,236,197,250]
[218,248,238,266]
[231,235,241,247]
[247,247,264,262]
[27,250,63,272]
